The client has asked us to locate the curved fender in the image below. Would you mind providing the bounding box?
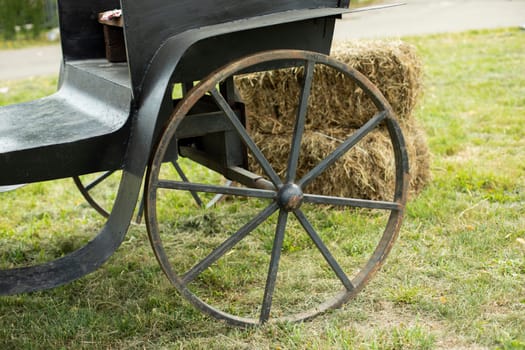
[131,8,353,168]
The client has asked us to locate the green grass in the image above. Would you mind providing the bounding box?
[0,28,524,349]
[0,76,58,105]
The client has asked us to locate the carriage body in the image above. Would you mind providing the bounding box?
[0,0,410,326]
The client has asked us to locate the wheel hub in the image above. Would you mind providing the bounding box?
[277,183,304,212]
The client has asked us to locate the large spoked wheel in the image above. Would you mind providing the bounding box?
[145,50,409,326]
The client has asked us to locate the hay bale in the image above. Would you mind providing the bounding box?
[251,130,395,201]
[331,40,423,120]
[236,40,423,135]
[402,119,432,197]
[250,118,429,200]
[236,40,430,198]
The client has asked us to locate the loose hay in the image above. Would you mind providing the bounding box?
[236,40,430,199]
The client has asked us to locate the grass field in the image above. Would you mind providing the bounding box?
[0,28,524,349]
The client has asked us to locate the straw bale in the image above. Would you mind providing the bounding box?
[401,119,432,197]
[236,40,423,135]
[237,40,430,199]
[250,118,429,200]
[331,40,423,119]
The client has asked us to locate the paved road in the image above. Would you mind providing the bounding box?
[334,0,525,41]
[0,0,524,80]
[0,45,61,81]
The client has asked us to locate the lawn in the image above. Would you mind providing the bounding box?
[0,28,524,349]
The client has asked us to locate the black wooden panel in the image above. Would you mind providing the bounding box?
[0,61,131,185]
[121,0,350,96]
[0,127,128,186]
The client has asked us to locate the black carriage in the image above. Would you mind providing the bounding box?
[0,0,408,326]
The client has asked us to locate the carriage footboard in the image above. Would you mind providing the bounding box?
[0,63,131,185]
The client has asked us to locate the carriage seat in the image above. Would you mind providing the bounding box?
[0,61,132,186]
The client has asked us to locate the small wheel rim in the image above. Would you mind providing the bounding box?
[145,49,409,326]
[73,172,115,218]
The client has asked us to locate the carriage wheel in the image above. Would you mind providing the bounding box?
[145,50,409,326]
[73,163,231,221]
[73,171,119,219]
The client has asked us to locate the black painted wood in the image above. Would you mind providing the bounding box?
[1,1,351,185]
[121,0,350,96]
[173,18,336,83]
[58,0,121,61]
[0,62,131,185]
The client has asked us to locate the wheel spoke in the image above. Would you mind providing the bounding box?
[135,195,145,224]
[210,88,282,187]
[172,161,203,207]
[182,202,279,285]
[294,210,355,292]
[287,60,315,183]
[84,170,115,191]
[156,179,276,200]
[303,194,401,211]
[298,111,387,188]
[260,210,288,323]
